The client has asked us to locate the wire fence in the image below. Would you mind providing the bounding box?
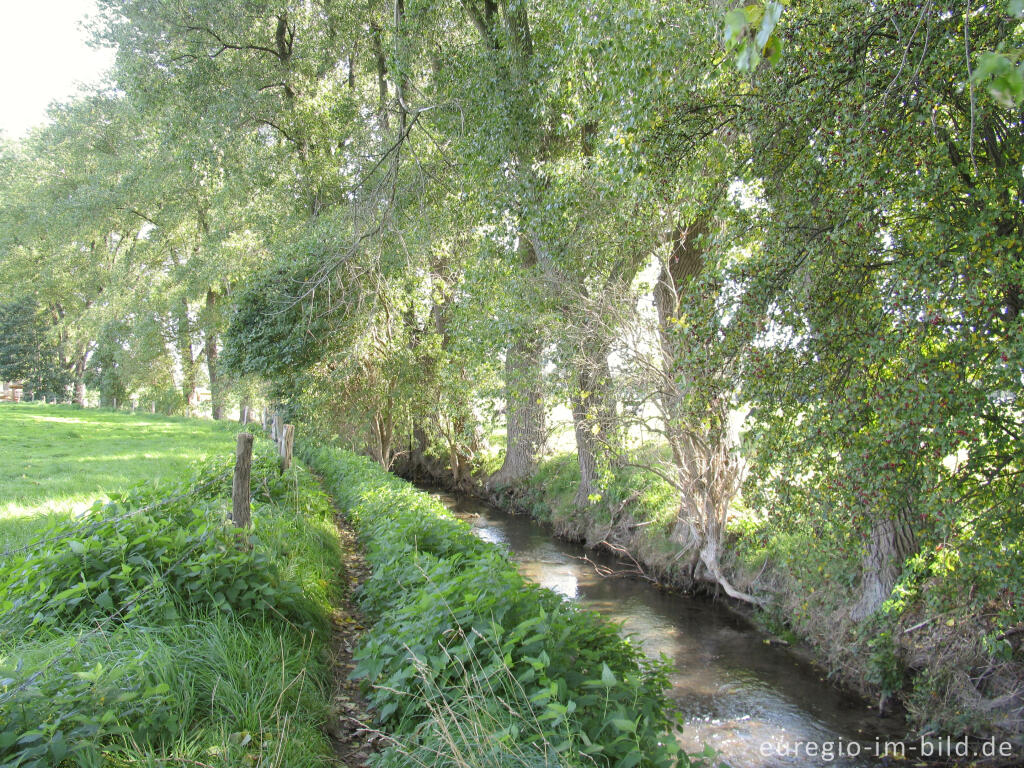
[0,469,232,562]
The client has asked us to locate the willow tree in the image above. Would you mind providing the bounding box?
[96,0,384,415]
[738,0,1024,623]
[0,96,153,407]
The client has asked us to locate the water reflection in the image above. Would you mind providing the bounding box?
[428,488,908,768]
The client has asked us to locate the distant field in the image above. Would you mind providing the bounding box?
[0,403,236,550]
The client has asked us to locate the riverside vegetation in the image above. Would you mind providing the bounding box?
[305,443,690,768]
[0,405,693,767]
[1,0,1022,749]
[0,408,345,766]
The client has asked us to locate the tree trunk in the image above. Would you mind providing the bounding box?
[204,289,224,420]
[850,505,918,621]
[407,424,430,478]
[175,298,199,415]
[572,385,601,507]
[489,334,546,488]
[73,350,87,407]
[371,402,394,469]
[648,218,759,602]
[571,349,615,508]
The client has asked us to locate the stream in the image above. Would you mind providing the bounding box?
[424,486,910,768]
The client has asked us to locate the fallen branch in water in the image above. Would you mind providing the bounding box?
[570,541,659,583]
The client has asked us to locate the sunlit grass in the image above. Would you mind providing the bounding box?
[0,402,237,550]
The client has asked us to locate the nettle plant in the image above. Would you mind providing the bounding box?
[0,447,329,766]
[305,445,688,768]
[0,452,318,640]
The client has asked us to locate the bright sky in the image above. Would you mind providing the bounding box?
[0,1,116,138]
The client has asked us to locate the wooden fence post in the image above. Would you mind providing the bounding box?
[272,411,282,445]
[280,424,294,473]
[232,432,254,528]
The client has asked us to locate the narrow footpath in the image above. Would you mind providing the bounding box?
[321,497,379,767]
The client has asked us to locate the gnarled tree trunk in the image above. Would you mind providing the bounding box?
[651,218,759,603]
[489,334,546,488]
[850,504,918,621]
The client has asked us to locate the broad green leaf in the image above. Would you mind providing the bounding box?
[600,662,617,687]
[988,71,1024,108]
[756,1,784,51]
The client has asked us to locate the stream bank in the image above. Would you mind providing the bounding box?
[417,481,912,768]
[395,455,1023,765]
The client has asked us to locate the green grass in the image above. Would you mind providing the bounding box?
[0,423,344,766]
[0,402,236,550]
[515,448,680,536]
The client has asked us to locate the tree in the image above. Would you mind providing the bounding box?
[0,297,72,400]
[737,0,1023,619]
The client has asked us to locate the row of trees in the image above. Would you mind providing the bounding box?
[1,0,1022,730]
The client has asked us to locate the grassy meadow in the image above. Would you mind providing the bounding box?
[0,402,236,550]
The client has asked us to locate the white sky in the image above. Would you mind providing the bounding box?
[0,1,116,138]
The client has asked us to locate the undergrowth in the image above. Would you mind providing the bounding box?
[303,444,690,768]
[0,436,343,767]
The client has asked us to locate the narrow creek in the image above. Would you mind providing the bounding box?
[424,486,910,768]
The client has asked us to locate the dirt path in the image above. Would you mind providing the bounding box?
[323,506,380,767]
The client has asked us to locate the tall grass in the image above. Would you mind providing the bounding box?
[1,426,343,767]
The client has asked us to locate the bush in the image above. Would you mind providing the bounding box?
[302,444,687,768]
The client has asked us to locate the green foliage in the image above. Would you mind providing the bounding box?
[0,453,321,641]
[973,1,1024,107]
[1,617,333,768]
[0,297,71,400]
[86,320,131,407]
[973,50,1024,108]
[221,254,334,386]
[303,444,688,768]
[2,0,1023,745]
[722,1,784,71]
[0,432,342,766]
[864,630,904,697]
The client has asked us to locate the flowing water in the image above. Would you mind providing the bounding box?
[425,487,910,768]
